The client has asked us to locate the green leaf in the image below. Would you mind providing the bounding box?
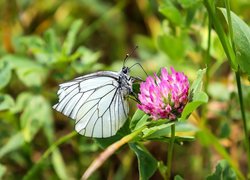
[219,122,231,139]
[180,68,208,120]
[190,68,206,95]
[206,160,236,180]
[174,174,184,180]
[71,47,101,73]
[0,94,15,111]
[2,55,47,87]
[52,148,68,180]
[142,122,174,139]
[12,92,33,113]
[158,34,187,60]
[158,161,168,179]
[129,143,157,180]
[130,109,149,130]
[0,164,7,179]
[220,8,250,75]
[44,29,60,53]
[142,121,197,141]
[20,95,53,142]
[0,61,11,89]
[177,0,201,8]
[181,91,208,120]
[159,2,183,26]
[0,133,25,159]
[62,19,83,55]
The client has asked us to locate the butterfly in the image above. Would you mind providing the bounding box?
[53,52,142,138]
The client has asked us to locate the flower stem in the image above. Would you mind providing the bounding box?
[203,0,236,70]
[236,71,250,177]
[224,0,250,176]
[166,123,175,180]
[81,126,145,180]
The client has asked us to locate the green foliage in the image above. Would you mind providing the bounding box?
[129,143,158,180]
[130,109,150,131]
[174,174,184,180]
[181,69,208,120]
[51,148,68,179]
[0,0,249,179]
[0,94,15,111]
[0,133,24,159]
[21,95,53,142]
[206,160,236,180]
[0,164,6,179]
[220,8,250,75]
[0,61,11,89]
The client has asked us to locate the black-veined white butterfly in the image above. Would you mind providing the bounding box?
[53,52,141,138]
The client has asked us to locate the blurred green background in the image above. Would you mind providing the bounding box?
[0,0,250,179]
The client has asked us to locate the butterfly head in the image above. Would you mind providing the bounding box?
[122,66,129,75]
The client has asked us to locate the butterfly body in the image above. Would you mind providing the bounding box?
[53,67,133,138]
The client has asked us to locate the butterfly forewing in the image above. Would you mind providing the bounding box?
[53,71,130,138]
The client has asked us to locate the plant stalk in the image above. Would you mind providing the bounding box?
[235,71,250,176]
[166,124,175,180]
[24,131,78,179]
[224,0,250,176]
[81,126,145,180]
[203,0,236,69]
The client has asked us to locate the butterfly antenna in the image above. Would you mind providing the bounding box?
[123,45,139,67]
[129,62,148,77]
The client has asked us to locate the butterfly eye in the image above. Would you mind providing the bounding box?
[122,67,128,74]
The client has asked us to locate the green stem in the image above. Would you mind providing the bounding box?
[201,12,212,127]
[24,131,78,180]
[203,0,236,70]
[224,0,250,176]
[236,71,250,176]
[166,124,175,180]
[82,126,146,180]
[205,13,211,92]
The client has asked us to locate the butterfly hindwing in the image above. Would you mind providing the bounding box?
[53,72,129,138]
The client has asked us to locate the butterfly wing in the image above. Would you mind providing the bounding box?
[53,71,129,138]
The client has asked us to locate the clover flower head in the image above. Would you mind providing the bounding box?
[137,67,189,120]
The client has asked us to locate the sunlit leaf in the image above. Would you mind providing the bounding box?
[62,19,83,55]
[130,109,148,130]
[2,55,47,87]
[0,164,7,179]
[71,47,101,73]
[142,121,197,141]
[0,133,25,159]
[158,161,168,179]
[142,122,174,139]
[0,94,15,111]
[159,2,183,26]
[20,95,53,142]
[220,8,250,75]
[181,91,208,120]
[190,68,206,95]
[177,0,201,8]
[0,61,11,89]
[158,34,187,60]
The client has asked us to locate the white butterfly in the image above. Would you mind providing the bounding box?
[53,66,133,138]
